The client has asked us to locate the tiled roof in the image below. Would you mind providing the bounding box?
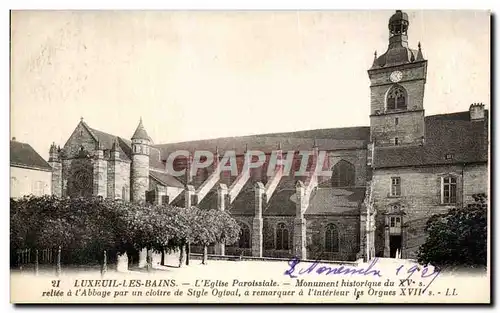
[10,140,52,171]
[194,182,365,217]
[149,147,166,170]
[153,127,371,156]
[264,189,297,216]
[87,127,132,160]
[131,119,151,141]
[373,111,489,169]
[150,170,184,188]
[304,187,364,216]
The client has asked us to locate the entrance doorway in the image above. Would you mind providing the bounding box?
[390,235,402,258]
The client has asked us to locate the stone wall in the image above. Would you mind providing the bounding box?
[49,161,62,197]
[325,149,368,187]
[63,123,98,158]
[107,158,131,200]
[131,153,149,202]
[369,62,427,114]
[306,216,360,261]
[370,110,425,146]
[372,163,488,258]
[369,61,427,146]
[262,216,294,258]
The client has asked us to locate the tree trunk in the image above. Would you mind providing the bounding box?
[101,250,107,277]
[116,252,129,272]
[138,248,147,268]
[178,245,186,268]
[34,249,39,275]
[186,243,190,266]
[161,249,165,266]
[146,249,153,272]
[202,245,208,265]
[56,246,61,277]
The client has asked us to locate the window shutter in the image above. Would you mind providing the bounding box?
[437,176,443,204]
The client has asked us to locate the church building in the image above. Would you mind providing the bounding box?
[48,11,489,261]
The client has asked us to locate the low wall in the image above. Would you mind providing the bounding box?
[188,253,359,266]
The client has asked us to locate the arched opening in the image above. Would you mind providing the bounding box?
[386,85,407,110]
[276,223,289,250]
[325,223,339,253]
[331,160,355,187]
[238,222,251,249]
[122,186,129,201]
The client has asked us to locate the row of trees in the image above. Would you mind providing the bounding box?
[10,195,241,270]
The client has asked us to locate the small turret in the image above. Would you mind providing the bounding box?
[49,142,60,162]
[48,142,62,197]
[111,137,121,159]
[131,118,151,203]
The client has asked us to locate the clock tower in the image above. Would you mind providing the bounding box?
[368,10,427,147]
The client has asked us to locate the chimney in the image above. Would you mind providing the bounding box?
[469,103,486,121]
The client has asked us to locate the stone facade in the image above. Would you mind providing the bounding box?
[48,11,488,263]
[372,164,489,258]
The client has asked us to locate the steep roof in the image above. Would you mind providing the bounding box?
[373,111,489,169]
[304,187,364,216]
[10,140,52,171]
[191,182,365,217]
[131,118,151,141]
[87,127,132,160]
[150,170,185,188]
[154,126,370,156]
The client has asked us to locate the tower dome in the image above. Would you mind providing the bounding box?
[370,10,423,69]
[388,10,409,36]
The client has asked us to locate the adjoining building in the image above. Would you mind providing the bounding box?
[10,138,53,198]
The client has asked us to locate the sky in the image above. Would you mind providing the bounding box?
[10,10,490,159]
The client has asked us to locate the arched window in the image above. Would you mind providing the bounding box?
[325,224,339,253]
[122,186,129,202]
[386,85,407,110]
[276,223,289,250]
[238,223,251,249]
[331,160,355,187]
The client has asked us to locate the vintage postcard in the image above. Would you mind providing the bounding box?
[10,10,490,304]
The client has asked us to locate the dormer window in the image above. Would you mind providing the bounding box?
[386,85,407,111]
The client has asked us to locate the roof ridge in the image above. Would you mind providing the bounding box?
[152,126,371,147]
[80,121,99,143]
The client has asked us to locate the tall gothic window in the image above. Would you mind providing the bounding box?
[386,85,407,110]
[276,223,289,250]
[331,160,355,187]
[122,186,129,202]
[238,223,251,249]
[325,224,339,253]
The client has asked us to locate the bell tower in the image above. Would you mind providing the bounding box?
[368,10,427,147]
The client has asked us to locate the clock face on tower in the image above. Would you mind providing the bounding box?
[390,71,403,83]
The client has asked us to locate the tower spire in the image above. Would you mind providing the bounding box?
[372,50,378,67]
[131,118,150,141]
[416,41,424,61]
